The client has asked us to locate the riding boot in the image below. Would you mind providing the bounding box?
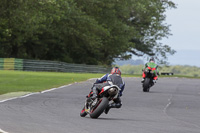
[91,86,98,100]
[104,98,122,114]
[104,104,112,114]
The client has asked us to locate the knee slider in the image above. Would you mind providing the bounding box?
[110,102,122,108]
[115,102,122,108]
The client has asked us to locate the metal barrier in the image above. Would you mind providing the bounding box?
[0,58,111,73]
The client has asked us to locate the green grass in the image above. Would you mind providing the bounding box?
[0,70,104,95]
[1,70,198,95]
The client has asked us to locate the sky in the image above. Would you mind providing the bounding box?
[133,0,200,67]
[162,0,200,67]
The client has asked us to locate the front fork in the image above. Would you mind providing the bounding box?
[85,97,98,113]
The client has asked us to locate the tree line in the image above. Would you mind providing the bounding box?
[0,0,176,66]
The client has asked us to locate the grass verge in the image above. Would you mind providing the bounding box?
[0,70,198,96]
[0,70,104,95]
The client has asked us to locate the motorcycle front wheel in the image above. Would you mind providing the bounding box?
[90,97,109,119]
[80,106,87,117]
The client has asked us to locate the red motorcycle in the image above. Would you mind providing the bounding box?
[142,66,157,92]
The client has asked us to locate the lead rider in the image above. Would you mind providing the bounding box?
[90,67,125,114]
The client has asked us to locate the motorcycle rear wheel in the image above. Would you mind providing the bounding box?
[90,97,109,119]
[143,78,150,92]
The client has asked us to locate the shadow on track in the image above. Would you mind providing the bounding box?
[83,116,139,122]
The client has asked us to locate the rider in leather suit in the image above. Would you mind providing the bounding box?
[141,57,159,83]
[90,67,125,114]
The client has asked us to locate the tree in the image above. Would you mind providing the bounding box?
[74,0,177,65]
[0,0,177,66]
[127,0,177,64]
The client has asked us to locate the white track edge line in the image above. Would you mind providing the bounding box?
[0,84,72,103]
[0,128,9,133]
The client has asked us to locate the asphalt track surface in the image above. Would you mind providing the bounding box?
[0,77,200,133]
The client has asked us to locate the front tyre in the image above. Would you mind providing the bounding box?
[90,97,109,119]
[143,78,150,92]
[80,106,87,117]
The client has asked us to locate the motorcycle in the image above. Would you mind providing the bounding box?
[80,85,121,119]
[142,66,157,92]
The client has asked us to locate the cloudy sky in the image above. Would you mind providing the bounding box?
[161,0,200,67]
[133,0,200,67]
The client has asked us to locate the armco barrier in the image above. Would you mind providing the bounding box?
[0,58,23,70]
[0,58,3,70]
[0,58,111,73]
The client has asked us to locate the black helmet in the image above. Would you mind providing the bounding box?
[149,57,155,62]
[111,67,121,75]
